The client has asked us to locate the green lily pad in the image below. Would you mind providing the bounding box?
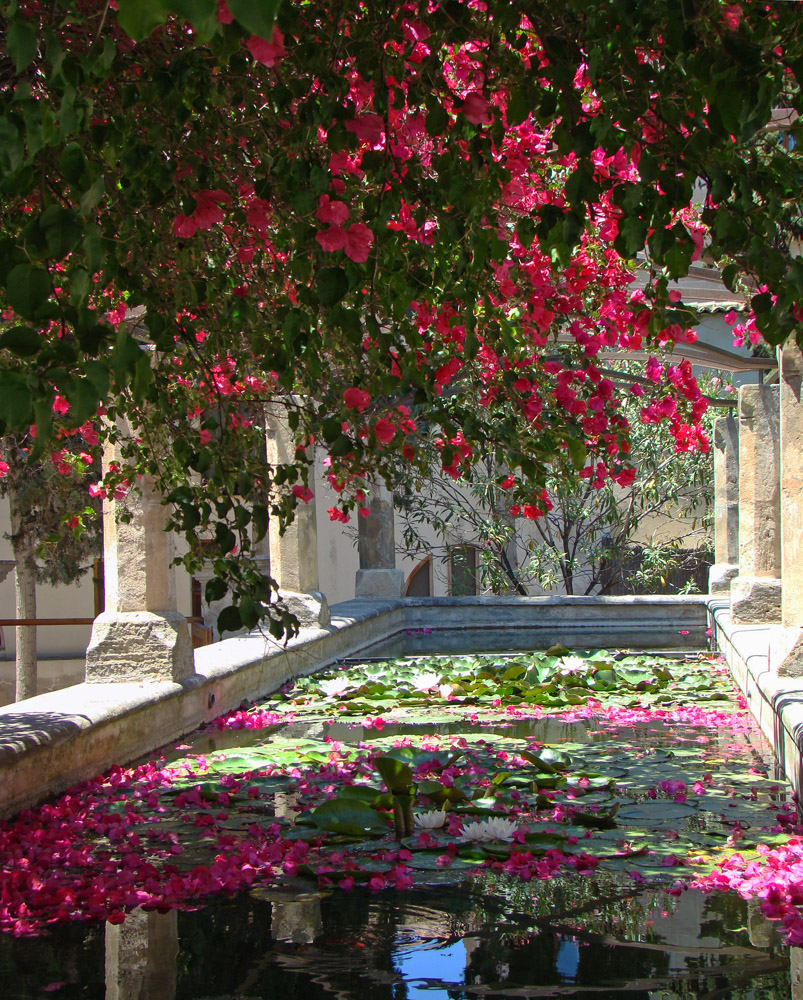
[309,798,390,836]
[618,801,699,824]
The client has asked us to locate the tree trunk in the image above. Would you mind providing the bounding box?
[9,484,37,701]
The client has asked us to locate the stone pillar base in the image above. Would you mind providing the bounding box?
[769,626,803,677]
[279,591,330,629]
[709,563,739,595]
[730,576,782,624]
[355,568,405,599]
[86,611,194,683]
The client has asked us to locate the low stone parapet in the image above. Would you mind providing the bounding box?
[709,596,803,793]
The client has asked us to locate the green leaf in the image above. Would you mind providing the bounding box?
[116,0,169,40]
[317,267,349,306]
[506,88,530,127]
[226,0,283,39]
[0,372,33,429]
[425,103,449,137]
[374,755,414,795]
[0,325,42,357]
[167,0,218,41]
[566,436,586,471]
[309,797,388,836]
[417,779,467,804]
[39,205,83,258]
[615,216,648,258]
[5,263,51,320]
[204,577,228,603]
[7,19,37,72]
[60,143,86,184]
[217,604,243,634]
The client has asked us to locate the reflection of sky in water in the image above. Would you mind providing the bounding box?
[555,934,580,982]
[394,940,466,998]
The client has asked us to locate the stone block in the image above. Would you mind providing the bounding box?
[279,590,330,629]
[356,567,405,599]
[85,611,194,683]
[708,563,739,595]
[769,625,803,677]
[737,385,780,578]
[713,416,739,565]
[730,576,782,625]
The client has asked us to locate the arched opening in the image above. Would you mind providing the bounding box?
[405,557,432,597]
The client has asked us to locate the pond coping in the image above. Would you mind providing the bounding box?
[0,595,707,819]
[708,595,803,794]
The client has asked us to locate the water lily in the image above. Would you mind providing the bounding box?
[414,810,447,830]
[458,817,519,843]
[559,655,588,675]
[319,677,352,698]
[411,671,440,692]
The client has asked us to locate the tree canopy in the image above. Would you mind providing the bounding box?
[0,0,800,632]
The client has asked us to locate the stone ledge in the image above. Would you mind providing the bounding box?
[708,597,803,793]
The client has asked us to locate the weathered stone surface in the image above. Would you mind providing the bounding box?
[730,385,780,623]
[708,563,739,595]
[85,611,194,683]
[713,415,739,566]
[769,626,803,677]
[102,445,179,614]
[279,590,330,628]
[356,567,405,599]
[358,482,397,569]
[780,344,803,628]
[356,481,403,597]
[266,405,320,594]
[730,576,782,625]
[736,385,780,577]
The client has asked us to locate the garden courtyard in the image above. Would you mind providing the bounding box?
[2,2,803,998]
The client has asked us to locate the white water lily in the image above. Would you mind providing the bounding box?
[438,683,454,700]
[411,671,440,692]
[319,677,352,698]
[458,817,519,843]
[414,810,448,829]
[559,655,588,675]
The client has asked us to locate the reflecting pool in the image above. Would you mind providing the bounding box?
[1,650,801,999]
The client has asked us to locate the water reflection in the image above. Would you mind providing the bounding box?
[254,884,324,945]
[105,910,177,1000]
[0,880,796,999]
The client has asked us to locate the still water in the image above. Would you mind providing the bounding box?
[0,650,799,998]
[0,878,796,999]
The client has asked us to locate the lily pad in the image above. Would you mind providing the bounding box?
[617,802,699,824]
[309,798,390,836]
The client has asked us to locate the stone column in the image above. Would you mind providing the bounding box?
[708,415,740,594]
[770,344,803,674]
[86,433,194,683]
[265,406,329,628]
[730,385,782,624]
[355,481,404,598]
[105,909,178,1000]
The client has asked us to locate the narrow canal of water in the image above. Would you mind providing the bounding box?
[1,649,800,998]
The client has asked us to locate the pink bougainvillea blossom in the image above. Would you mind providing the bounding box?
[246,28,286,67]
